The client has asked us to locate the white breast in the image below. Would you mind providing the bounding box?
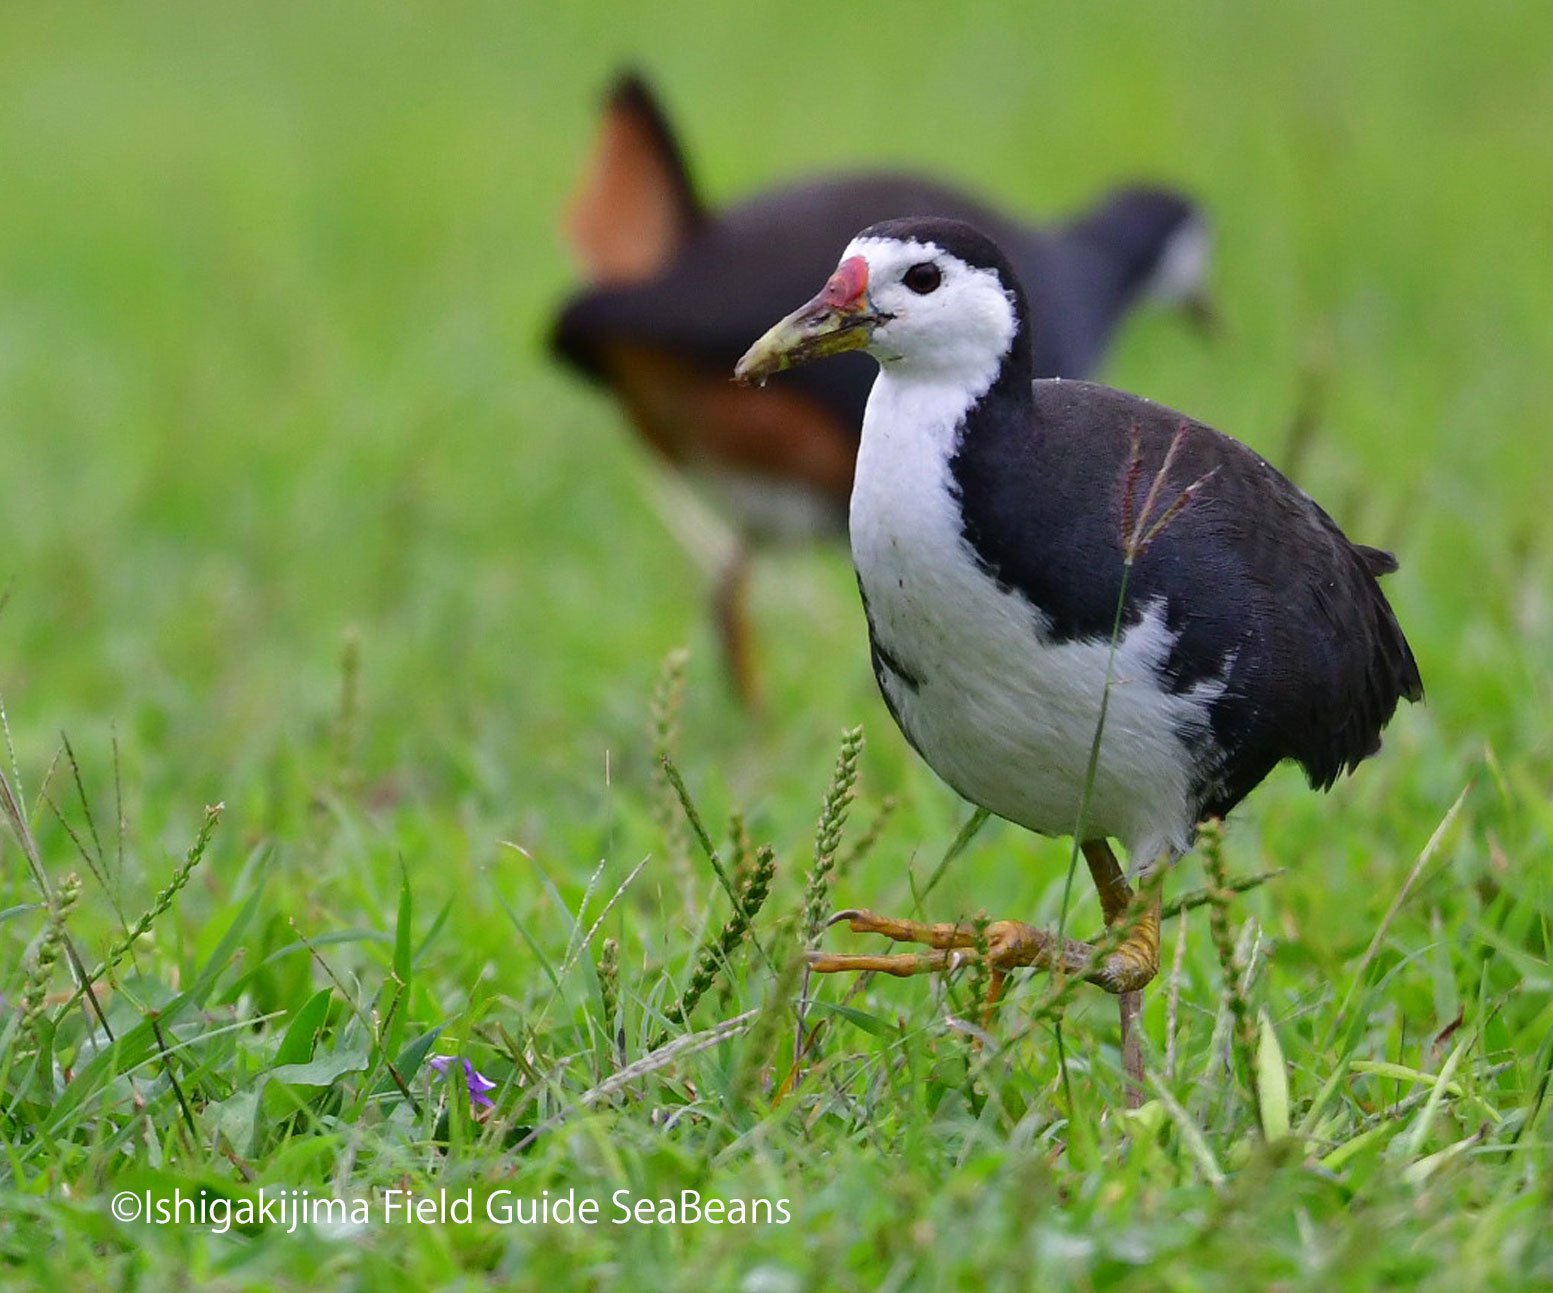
[849,370,1221,868]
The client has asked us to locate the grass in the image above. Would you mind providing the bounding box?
[2,1,1552,1288]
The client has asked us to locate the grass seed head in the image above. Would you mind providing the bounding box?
[802,726,864,945]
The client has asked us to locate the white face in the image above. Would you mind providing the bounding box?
[844,235,1020,381]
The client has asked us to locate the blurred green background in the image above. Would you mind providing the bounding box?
[2,2,1551,1285]
[3,2,1548,810]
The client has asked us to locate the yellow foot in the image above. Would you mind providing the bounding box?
[808,906,1158,995]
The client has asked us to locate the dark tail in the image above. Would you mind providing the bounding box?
[1312,547,1423,791]
[600,71,706,233]
[561,69,707,286]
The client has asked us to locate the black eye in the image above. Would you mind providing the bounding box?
[902,262,942,295]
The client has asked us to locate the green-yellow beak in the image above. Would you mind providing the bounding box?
[733,255,883,385]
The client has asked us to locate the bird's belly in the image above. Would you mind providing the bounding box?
[856,529,1215,865]
[689,466,845,545]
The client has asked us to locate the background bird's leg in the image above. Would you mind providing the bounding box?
[713,547,760,710]
[1082,840,1158,1108]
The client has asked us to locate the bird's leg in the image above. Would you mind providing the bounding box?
[983,966,1008,1030]
[1081,840,1160,1109]
[1117,989,1144,1106]
[713,547,760,710]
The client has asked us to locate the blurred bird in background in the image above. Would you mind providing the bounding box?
[551,72,1215,707]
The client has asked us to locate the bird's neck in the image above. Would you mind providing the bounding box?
[860,327,1035,466]
[851,335,1037,558]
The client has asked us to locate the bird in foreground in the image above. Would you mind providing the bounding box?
[734,217,1422,1099]
[552,72,1214,706]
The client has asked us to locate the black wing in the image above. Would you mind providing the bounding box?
[951,379,1422,819]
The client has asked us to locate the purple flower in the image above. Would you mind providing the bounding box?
[429,1055,497,1111]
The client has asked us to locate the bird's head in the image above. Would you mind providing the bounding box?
[734,217,1028,387]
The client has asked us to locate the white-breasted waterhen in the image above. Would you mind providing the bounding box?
[735,217,1421,1099]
